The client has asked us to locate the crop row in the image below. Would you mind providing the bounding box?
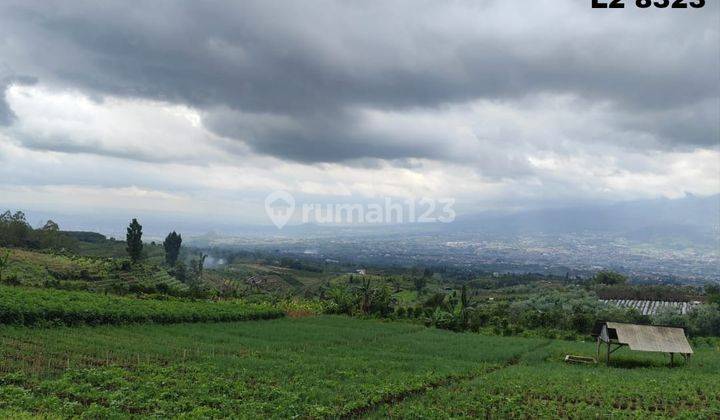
[368,340,720,418]
[0,317,545,418]
[0,285,284,326]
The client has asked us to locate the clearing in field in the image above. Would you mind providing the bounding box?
[0,316,718,418]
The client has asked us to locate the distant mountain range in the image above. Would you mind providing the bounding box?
[450,194,719,246]
[17,194,720,248]
[265,193,720,244]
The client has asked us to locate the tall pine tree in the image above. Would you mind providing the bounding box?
[163,231,182,266]
[126,218,143,263]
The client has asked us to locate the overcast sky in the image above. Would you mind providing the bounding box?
[0,0,718,228]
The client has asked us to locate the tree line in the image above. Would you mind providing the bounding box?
[0,211,78,251]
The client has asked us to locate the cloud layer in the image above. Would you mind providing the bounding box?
[0,0,717,224]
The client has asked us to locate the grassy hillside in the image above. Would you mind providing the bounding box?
[0,316,717,418]
[76,238,164,261]
[1,247,188,294]
[0,246,433,301]
[204,261,329,295]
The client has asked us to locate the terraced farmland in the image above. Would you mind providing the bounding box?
[2,247,189,293]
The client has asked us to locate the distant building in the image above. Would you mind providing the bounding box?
[355,269,366,275]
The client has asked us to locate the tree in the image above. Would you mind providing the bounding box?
[423,292,447,310]
[391,277,402,293]
[0,211,31,247]
[688,304,720,337]
[460,284,469,310]
[163,231,182,266]
[413,276,427,295]
[359,277,372,314]
[36,219,78,250]
[593,271,627,285]
[189,254,207,287]
[125,219,143,263]
[706,283,720,305]
[171,261,188,283]
[457,284,471,327]
[41,220,59,231]
[0,250,9,282]
[327,285,358,315]
[369,285,393,317]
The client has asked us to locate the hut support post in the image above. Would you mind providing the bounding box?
[606,341,610,364]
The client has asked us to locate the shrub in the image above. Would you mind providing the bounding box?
[326,286,358,315]
[3,274,21,286]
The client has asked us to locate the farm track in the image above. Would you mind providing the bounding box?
[338,339,552,419]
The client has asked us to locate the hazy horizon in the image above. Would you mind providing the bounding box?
[5,192,716,242]
[1,0,718,228]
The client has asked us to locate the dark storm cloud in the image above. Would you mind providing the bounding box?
[0,88,13,126]
[202,107,451,163]
[0,74,37,125]
[616,98,720,150]
[10,131,174,164]
[0,0,717,162]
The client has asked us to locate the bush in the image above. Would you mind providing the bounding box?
[593,271,627,285]
[326,286,358,315]
[688,304,720,337]
[433,310,459,331]
[3,274,21,286]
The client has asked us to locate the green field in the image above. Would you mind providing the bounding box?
[2,248,188,294]
[0,285,284,326]
[0,238,718,418]
[0,316,718,418]
[371,339,720,418]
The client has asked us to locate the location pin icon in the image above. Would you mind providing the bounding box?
[265,191,295,229]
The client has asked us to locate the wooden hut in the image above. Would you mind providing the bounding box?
[591,322,693,365]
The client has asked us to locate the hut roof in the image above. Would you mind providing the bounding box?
[593,322,693,354]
